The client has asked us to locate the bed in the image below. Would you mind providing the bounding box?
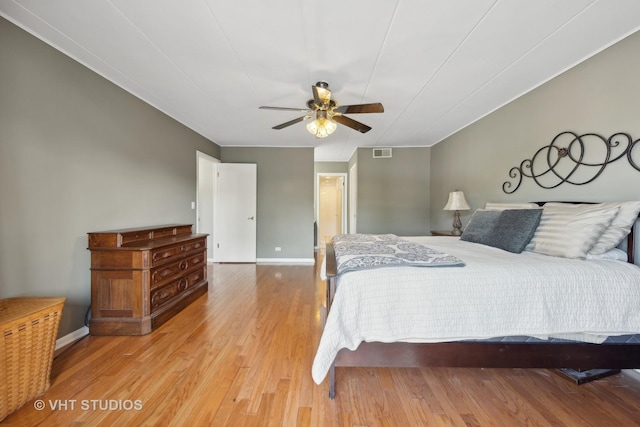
[312,201,640,399]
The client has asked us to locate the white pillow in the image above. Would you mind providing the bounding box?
[485,202,540,211]
[589,201,640,255]
[526,203,619,259]
[586,248,628,262]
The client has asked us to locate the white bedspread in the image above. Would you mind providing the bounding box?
[311,236,640,384]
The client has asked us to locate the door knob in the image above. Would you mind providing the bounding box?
[248,216,255,220]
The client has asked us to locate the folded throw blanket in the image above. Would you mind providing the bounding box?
[332,234,465,275]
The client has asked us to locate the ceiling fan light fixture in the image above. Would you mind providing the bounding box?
[261,81,383,135]
[306,117,336,138]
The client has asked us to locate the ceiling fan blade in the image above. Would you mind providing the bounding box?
[334,103,384,114]
[332,115,371,133]
[260,106,311,112]
[272,116,307,130]
[312,83,331,107]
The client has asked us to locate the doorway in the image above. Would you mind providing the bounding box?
[316,173,347,249]
[196,151,220,262]
[349,163,357,234]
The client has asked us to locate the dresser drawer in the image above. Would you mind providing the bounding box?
[151,226,179,240]
[150,238,206,267]
[150,250,206,289]
[121,230,152,245]
[150,266,207,312]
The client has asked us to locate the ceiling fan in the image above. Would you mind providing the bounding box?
[259,81,384,138]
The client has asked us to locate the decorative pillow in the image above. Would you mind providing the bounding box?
[461,210,501,244]
[485,202,540,211]
[585,248,628,262]
[588,201,640,255]
[461,209,542,253]
[488,209,543,253]
[525,203,620,259]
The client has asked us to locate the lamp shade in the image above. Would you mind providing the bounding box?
[443,191,470,211]
[306,117,337,138]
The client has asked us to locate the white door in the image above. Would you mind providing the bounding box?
[214,163,257,262]
[196,151,220,262]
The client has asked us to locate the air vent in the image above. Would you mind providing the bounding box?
[372,148,392,158]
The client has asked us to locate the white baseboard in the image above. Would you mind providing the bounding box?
[56,326,89,351]
[257,258,315,265]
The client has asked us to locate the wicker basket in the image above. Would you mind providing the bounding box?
[0,297,65,421]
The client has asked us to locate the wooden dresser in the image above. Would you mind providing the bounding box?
[88,224,208,335]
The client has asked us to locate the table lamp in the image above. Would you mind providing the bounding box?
[443,191,470,235]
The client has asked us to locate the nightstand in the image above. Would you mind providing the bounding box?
[431,230,461,237]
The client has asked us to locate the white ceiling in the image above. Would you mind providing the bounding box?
[2,1,640,161]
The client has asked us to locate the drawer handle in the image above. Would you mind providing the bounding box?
[179,260,188,270]
[153,252,172,261]
[151,292,169,307]
[178,279,188,291]
[181,245,187,252]
[153,268,173,282]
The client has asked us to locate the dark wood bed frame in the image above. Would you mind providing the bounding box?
[324,208,640,399]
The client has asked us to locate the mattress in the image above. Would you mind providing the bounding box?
[312,236,640,384]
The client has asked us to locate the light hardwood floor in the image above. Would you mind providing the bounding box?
[4,256,640,426]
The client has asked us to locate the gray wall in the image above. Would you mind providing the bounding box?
[314,162,348,175]
[221,147,315,260]
[431,29,640,233]
[0,17,221,336]
[355,147,431,235]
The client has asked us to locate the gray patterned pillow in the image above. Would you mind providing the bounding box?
[490,209,543,253]
[462,209,542,253]
[460,210,501,244]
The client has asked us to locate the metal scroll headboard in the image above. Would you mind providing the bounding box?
[502,131,639,194]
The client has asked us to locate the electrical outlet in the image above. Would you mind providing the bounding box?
[275,247,282,252]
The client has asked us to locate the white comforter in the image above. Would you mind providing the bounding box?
[311,236,640,384]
